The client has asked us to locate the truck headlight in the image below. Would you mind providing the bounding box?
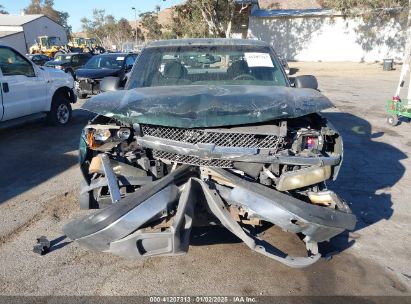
[117,128,131,140]
[93,129,111,141]
[85,126,132,150]
[276,166,332,191]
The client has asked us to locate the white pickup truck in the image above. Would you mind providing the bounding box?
[0,43,76,126]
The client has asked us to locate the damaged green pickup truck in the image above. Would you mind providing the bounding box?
[64,38,356,268]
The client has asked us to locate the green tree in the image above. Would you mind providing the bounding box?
[134,26,145,42]
[0,4,9,14]
[168,0,251,38]
[318,0,408,22]
[24,0,71,35]
[81,9,112,44]
[118,18,133,39]
[81,10,134,50]
[168,3,209,38]
[139,11,163,40]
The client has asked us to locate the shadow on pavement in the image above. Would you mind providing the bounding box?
[0,109,93,205]
[190,112,406,259]
[321,111,406,254]
[49,235,72,253]
[191,226,242,246]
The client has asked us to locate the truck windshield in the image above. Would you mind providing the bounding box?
[54,55,71,61]
[48,37,61,46]
[128,45,287,89]
[84,55,125,69]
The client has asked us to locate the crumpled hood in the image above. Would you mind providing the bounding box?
[81,85,334,128]
[76,68,122,79]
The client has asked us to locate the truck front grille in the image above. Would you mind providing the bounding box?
[141,125,282,150]
[153,150,233,168]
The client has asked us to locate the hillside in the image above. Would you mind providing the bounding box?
[129,0,322,39]
[259,0,321,9]
[134,0,322,27]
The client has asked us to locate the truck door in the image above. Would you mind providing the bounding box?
[0,46,47,121]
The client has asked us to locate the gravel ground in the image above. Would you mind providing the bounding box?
[0,62,410,296]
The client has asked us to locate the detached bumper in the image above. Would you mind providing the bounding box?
[64,159,356,268]
[75,79,101,96]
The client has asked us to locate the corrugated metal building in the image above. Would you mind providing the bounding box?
[0,14,67,54]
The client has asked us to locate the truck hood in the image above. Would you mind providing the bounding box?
[82,85,334,128]
[76,68,122,79]
[45,60,69,67]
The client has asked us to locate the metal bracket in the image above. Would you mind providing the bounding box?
[99,153,121,203]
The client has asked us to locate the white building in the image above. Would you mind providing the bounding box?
[0,14,67,54]
[247,8,405,62]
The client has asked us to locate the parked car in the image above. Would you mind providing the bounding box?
[74,52,138,98]
[0,43,77,126]
[26,54,51,66]
[64,39,356,268]
[44,52,92,78]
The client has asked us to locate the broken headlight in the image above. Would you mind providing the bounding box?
[85,125,131,150]
[302,136,324,151]
[93,129,111,141]
[117,128,131,140]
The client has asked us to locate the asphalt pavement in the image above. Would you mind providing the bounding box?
[0,62,410,296]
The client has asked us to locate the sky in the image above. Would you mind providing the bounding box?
[2,0,184,32]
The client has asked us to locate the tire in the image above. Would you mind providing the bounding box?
[387,115,399,126]
[47,93,72,126]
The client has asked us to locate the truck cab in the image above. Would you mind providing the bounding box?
[0,43,76,125]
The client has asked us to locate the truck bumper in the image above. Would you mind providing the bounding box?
[64,162,356,268]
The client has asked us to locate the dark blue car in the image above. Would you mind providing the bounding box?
[74,52,138,98]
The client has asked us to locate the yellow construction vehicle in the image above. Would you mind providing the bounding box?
[68,37,87,49]
[85,37,105,54]
[29,36,64,58]
[67,37,105,54]
[85,38,97,48]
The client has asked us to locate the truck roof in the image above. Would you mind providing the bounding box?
[146,38,269,48]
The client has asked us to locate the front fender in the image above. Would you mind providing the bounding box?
[43,68,74,107]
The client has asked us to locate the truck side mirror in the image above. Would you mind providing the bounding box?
[100,76,121,92]
[294,75,318,90]
[126,64,133,72]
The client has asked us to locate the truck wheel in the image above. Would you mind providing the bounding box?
[387,115,399,126]
[47,94,72,125]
